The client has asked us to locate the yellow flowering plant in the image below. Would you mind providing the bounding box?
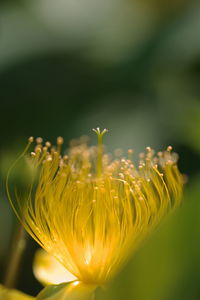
[7,129,184,300]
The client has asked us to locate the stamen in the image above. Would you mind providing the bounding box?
[57,137,64,153]
[36,137,43,144]
[7,130,184,286]
[167,146,173,152]
[128,149,133,160]
[92,127,108,177]
[45,141,51,148]
[57,137,64,145]
[28,136,34,143]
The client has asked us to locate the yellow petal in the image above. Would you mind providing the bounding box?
[36,281,96,300]
[33,249,77,286]
[0,285,34,300]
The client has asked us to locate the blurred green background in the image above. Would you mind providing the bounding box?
[1,0,200,298]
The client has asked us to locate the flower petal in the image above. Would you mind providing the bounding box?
[36,281,96,300]
[33,249,77,286]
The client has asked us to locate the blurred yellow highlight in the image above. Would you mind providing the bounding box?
[33,249,77,286]
[0,285,34,300]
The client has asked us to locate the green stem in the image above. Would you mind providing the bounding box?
[4,221,27,288]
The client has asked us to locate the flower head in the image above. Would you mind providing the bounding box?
[7,129,183,288]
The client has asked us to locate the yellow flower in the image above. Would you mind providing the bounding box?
[0,285,34,300]
[7,129,184,299]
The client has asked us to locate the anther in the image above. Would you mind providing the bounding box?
[28,136,34,143]
[35,146,42,153]
[167,146,173,152]
[63,155,68,162]
[45,141,51,148]
[36,137,43,144]
[57,136,64,145]
[51,147,56,153]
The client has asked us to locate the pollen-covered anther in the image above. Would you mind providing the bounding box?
[45,141,51,148]
[35,145,42,153]
[43,146,48,152]
[57,136,64,145]
[50,147,56,154]
[36,137,43,144]
[167,146,173,152]
[28,136,34,143]
[63,155,68,162]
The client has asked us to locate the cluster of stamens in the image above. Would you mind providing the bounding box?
[7,129,184,284]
